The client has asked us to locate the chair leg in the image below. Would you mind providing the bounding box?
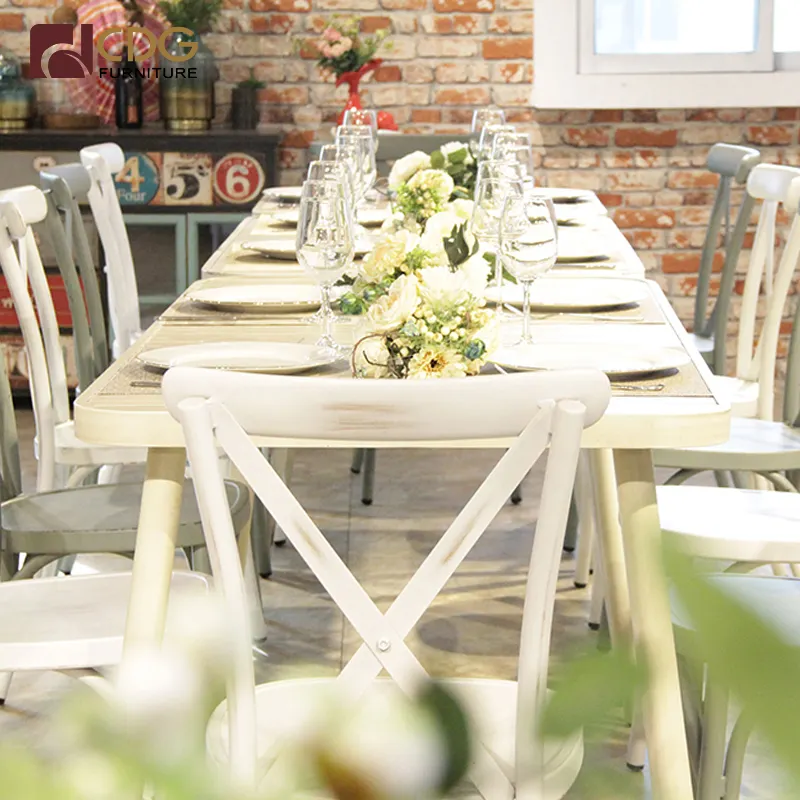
[510,483,523,504]
[0,673,12,705]
[189,545,212,574]
[588,556,605,630]
[361,449,376,506]
[723,714,755,800]
[269,449,293,544]
[698,675,730,800]
[351,449,365,474]
[562,494,579,552]
[574,452,596,587]
[626,703,647,771]
[250,498,273,578]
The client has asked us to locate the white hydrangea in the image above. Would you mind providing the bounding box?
[388,151,431,189]
[418,266,474,307]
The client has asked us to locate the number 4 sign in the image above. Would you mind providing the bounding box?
[213,153,265,205]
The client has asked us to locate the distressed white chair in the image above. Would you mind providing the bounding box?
[0,185,251,571]
[164,366,611,799]
[655,171,800,487]
[80,143,142,358]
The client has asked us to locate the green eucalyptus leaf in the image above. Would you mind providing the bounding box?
[448,147,468,164]
[430,151,446,169]
[443,222,471,268]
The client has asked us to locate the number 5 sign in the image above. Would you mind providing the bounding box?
[213,153,265,205]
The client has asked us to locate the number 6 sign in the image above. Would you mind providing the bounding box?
[213,153,265,205]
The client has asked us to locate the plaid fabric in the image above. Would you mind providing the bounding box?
[66,0,165,123]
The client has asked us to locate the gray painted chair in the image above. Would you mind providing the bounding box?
[689,144,761,375]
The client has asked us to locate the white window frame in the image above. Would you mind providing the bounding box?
[534,0,800,109]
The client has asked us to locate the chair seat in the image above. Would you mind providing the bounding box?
[709,375,759,418]
[672,574,800,647]
[685,333,714,367]
[658,485,800,562]
[1,479,250,555]
[53,421,148,467]
[0,571,211,672]
[206,677,584,800]
[655,417,800,473]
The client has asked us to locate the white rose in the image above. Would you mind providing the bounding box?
[419,210,464,254]
[460,252,491,295]
[367,273,420,333]
[388,151,431,189]
[417,266,472,307]
[360,229,420,283]
[451,198,475,220]
[354,336,393,379]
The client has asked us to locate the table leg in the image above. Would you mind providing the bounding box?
[614,448,694,800]
[123,447,186,654]
[587,448,632,650]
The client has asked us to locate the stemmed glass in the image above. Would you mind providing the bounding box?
[492,131,535,180]
[470,107,506,156]
[471,177,523,312]
[343,109,378,140]
[307,159,355,206]
[477,124,515,162]
[474,159,525,201]
[499,193,558,346]
[296,179,355,355]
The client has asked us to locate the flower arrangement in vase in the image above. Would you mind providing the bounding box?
[301,16,397,130]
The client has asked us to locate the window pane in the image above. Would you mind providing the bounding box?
[775,0,800,52]
[595,0,759,55]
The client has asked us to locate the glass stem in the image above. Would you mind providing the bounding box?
[493,241,503,311]
[320,283,334,342]
[522,280,533,345]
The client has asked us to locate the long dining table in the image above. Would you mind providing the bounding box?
[74,188,730,800]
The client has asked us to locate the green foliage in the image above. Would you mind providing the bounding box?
[443,222,477,270]
[158,0,222,33]
[430,145,477,199]
[237,67,264,89]
[418,683,471,794]
[298,15,390,78]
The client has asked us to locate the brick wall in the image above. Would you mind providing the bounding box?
[2,0,800,377]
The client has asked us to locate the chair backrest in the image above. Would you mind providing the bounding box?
[0,347,22,502]
[0,186,59,491]
[40,164,110,385]
[79,143,141,358]
[731,167,800,420]
[162,367,610,789]
[783,286,800,428]
[694,143,761,364]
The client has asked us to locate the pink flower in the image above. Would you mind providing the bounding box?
[322,27,341,42]
[326,36,352,58]
[319,43,335,58]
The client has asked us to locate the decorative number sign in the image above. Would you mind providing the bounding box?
[115,152,160,205]
[213,153,265,205]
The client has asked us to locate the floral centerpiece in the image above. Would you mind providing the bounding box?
[389,143,477,202]
[300,16,396,128]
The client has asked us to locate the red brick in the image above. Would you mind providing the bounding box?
[411,108,441,123]
[606,171,665,191]
[597,192,623,208]
[625,230,663,249]
[687,109,717,122]
[360,15,391,31]
[668,171,720,189]
[263,86,308,104]
[563,127,609,147]
[374,65,401,81]
[482,37,532,59]
[250,13,294,32]
[0,12,24,30]
[488,12,533,32]
[746,125,793,146]
[626,110,658,123]
[249,0,309,9]
[434,87,491,105]
[776,108,800,121]
[380,0,426,8]
[662,252,724,274]
[615,127,678,147]
[281,130,315,148]
[434,0,494,9]
[614,209,675,229]
[683,191,716,206]
[592,110,624,123]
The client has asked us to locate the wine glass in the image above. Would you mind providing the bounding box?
[343,109,378,139]
[470,107,505,156]
[492,131,535,180]
[307,159,355,206]
[336,127,377,199]
[474,159,525,202]
[499,193,558,346]
[471,177,523,311]
[477,123,515,162]
[296,179,354,355]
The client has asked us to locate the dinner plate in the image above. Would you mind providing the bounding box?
[262,186,303,202]
[486,277,649,311]
[491,343,691,378]
[138,342,336,374]
[265,206,389,228]
[187,284,322,313]
[535,187,595,204]
[556,245,610,264]
[239,238,373,260]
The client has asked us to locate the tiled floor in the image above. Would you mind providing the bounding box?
[2,409,790,798]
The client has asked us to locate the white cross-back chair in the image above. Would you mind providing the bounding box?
[703,164,800,420]
[164,367,611,799]
[80,143,141,358]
